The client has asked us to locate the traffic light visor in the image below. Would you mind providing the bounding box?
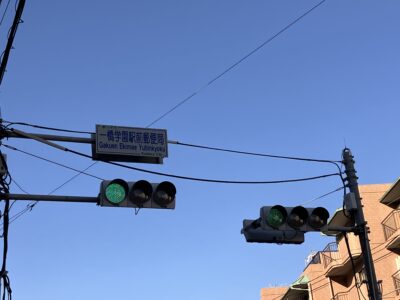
[267,205,287,228]
[287,206,309,229]
[308,207,330,229]
[153,181,176,207]
[130,180,153,206]
[105,179,128,204]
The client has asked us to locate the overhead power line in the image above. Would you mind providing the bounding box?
[5,137,341,184]
[0,0,12,26]
[2,144,103,181]
[10,177,28,194]
[4,126,345,184]
[146,0,327,127]
[173,141,341,164]
[2,120,93,135]
[301,186,344,206]
[1,160,101,231]
[0,0,328,227]
[2,126,342,228]
[3,122,342,165]
[66,150,341,184]
[24,132,343,184]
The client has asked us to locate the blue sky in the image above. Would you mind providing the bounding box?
[1,1,400,299]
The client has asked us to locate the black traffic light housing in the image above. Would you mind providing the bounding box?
[242,219,304,244]
[261,205,329,232]
[99,179,176,209]
[242,205,329,244]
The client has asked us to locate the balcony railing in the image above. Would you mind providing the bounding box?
[321,242,340,268]
[333,292,349,300]
[392,270,400,296]
[382,210,400,241]
[304,251,321,269]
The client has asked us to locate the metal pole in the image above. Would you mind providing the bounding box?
[3,131,94,144]
[342,148,381,300]
[0,193,99,204]
[0,0,26,86]
[3,130,178,145]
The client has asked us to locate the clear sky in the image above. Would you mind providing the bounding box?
[0,1,399,299]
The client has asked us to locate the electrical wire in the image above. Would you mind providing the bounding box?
[302,240,387,299]
[0,161,101,231]
[0,0,330,223]
[1,125,344,226]
[1,122,346,221]
[2,144,103,181]
[58,143,343,184]
[0,125,103,225]
[1,146,342,229]
[0,150,12,300]
[146,0,327,127]
[343,233,366,300]
[0,120,104,227]
[47,161,100,195]
[173,141,342,164]
[1,120,92,135]
[14,0,18,13]
[0,0,11,26]
[9,178,27,194]
[301,186,344,206]
[1,122,344,166]
[294,227,388,299]
[3,142,334,184]
[4,127,344,184]
[6,139,342,184]
[0,121,100,214]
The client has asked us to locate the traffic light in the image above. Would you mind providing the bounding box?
[241,205,329,244]
[261,205,329,232]
[99,179,176,209]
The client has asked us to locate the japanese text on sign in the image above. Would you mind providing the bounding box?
[95,125,168,158]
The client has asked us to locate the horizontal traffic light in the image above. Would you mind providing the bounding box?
[242,205,330,245]
[99,179,176,209]
[261,205,329,232]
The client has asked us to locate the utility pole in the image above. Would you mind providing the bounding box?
[0,0,26,86]
[342,148,381,300]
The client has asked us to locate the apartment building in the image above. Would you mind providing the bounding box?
[261,179,400,300]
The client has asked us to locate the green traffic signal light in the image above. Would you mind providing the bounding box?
[267,206,287,228]
[105,181,128,204]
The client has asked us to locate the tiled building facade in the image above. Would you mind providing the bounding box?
[261,179,400,300]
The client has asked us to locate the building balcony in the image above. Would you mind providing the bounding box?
[380,178,400,208]
[321,235,362,279]
[382,210,400,253]
[321,242,341,270]
[392,270,400,296]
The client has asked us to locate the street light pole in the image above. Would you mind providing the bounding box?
[342,148,381,300]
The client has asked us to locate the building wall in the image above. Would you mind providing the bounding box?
[260,287,287,300]
[261,183,400,300]
[306,255,333,300]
